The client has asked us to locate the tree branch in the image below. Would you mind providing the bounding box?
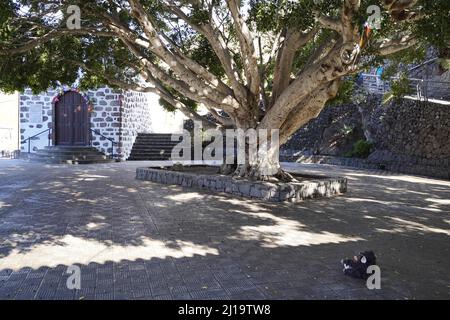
[270,27,319,108]
[208,108,234,127]
[315,15,342,33]
[376,35,418,55]
[279,80,340,145]
[225,0,261,97]
[258,41,354,131]
[1,28,114,55]
[341,0,361,43]
[164,1,249,108]
[68,58,218,129]
[128,0,238,110]
[120,37,232,112]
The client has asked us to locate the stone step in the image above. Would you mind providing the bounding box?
[132,142,179,146]
[128,133,187,161]
[29,145,114,164]
[134,137,180,140]
[131,149,177,154]
[134,138,176,142]
[135,133,180,137]
[44,146,99,152]
[35,154,108,159]
[130,147,194,153]
[128,155,171,160]
[129,155,172,160]
[135,134,179,138]
[36,150,106,156]
[32,154,111,161]
[29,157,115,164]
[65,160,114,164]
[133,140,181,144]
[132,147,178,151]
[130,151,176,155]
[128,158,171,161]
[136,133,174,137]
[129,149,174,154]
[41,158,114,164]
[133,143,179,147]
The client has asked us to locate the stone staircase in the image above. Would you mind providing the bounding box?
[128,133,179,161]
[28,146,115,164]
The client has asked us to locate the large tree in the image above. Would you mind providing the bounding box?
[0,0,448,179]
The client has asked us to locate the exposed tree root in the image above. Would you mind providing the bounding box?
[226,163,297,182]
[219,163,236,175]
[273,168,298,182]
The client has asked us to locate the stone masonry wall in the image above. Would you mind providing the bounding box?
[19,89,55,152]
[366,99,450,160]
[118,91,152,160]
[283,97,450,179]
[282,103,366,156]
[88,87,122,156]
[19,87,182,160]
[19,87,122,155]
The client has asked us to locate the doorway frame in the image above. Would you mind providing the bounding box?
[51,91,91,146]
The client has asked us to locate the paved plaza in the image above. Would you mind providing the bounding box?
[0,160,449,300]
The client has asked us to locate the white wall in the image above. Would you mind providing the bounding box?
[0,92,19,152]
[146,93,186,133]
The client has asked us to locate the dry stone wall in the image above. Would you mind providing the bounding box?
[283,97,450,179]
[367,99,450,160]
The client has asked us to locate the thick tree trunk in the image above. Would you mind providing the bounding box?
[218,130,295,182]
[230,157,295,182]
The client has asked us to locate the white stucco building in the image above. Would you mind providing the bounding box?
[0,92,20,156]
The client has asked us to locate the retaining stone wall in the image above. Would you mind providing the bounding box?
[283,97,450,180]
[282,153,450,180]
[366,99,450,160]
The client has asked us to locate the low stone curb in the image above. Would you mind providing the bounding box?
[136,167,347,202]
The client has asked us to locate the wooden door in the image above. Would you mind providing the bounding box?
[55,91,89,146]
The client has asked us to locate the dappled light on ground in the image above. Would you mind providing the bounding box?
[230,209,363,248]
[215,200,364,248]
[0,201,11,209]
[375,217,450,236]
[342,171,450,186]
[0,160,449,299]
[0,234,218,271]
[426,198,450,205]
[165,192,205,202]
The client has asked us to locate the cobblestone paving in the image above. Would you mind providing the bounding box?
[0,159,449,300]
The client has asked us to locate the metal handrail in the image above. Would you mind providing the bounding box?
[20,128,52,153]
[89,128,118,158]
[361,74,450,84]
[408,57,439,73]
[389,76,450,84]
[360,73,450,101]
